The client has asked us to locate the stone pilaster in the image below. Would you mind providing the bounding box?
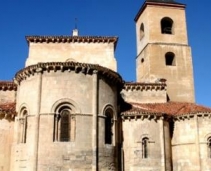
[92,70,98,171]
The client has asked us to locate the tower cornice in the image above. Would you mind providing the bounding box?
[134,1,185,22]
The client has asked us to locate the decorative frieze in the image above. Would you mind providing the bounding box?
[14,62,124,87]
[124,82,166,91]
[26,36,118,49]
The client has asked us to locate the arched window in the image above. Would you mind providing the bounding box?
[104,108,114,144]
[140,23,145,39]
[142,137,149,158]
[207,137,211,158]
[54,106,75,142]
[161,17,173,34]
[19,107,28,143]
[165,52,176,66]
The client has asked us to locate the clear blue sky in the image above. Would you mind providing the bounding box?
[0,0,210,107]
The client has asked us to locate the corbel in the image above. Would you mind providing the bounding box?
[59,65,63,72]
[135,116,137,121]
[81,67,86,74]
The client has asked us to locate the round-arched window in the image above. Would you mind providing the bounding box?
[161,17,174,34]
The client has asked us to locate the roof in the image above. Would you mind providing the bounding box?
[26,36,118,50]
[134,0,185,22]
[0,81,17,91]
[121,102,211,117]
[0,102,16,119]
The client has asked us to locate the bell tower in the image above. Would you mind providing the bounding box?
[135,0,195,102]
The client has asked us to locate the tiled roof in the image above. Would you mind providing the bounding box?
[121,102,211,117]
[134,0,185,22]
[0,81,17,91]
[0,102,16,119]
[26,36,118,49]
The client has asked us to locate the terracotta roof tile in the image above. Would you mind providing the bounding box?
[121,102,211,116]
[0,102,16,118]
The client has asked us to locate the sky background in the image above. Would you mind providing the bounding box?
[0,0,210,107]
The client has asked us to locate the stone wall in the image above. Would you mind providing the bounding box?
[172,115,211,171]
[135,4,188,54]
[121,87,166,104]
[0,119,14,171]
[136,44,195,103]
[0,90,16,103]
[12,68,120,171]
[122,118,171,171]
[26,42,117,71]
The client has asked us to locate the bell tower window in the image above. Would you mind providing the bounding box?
[140,23,145,39]
[165,52,176,66]
[161,17,173,34]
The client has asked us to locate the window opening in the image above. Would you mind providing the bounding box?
[165,52,176,66]
[105,109,113,144]
[208,137,211,158]
[60,109,70,142]
[140,23,145,39]
[19,108,28,143]
[54,107,75,142]
[142,137,149,158]
[161,17,173,34]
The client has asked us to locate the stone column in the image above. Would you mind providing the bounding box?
[32,68,43,171]
[195,115,201,170]
[92,70,98,171]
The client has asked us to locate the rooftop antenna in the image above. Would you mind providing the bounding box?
[72,18,79,36]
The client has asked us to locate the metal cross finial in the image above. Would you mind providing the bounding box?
[75,18,78,29]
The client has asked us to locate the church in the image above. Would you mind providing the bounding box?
[1,0,211,170]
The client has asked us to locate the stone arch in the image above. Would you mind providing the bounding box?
[102,105,116,145]
[165,52,176,66]
[102,104,116,120]
[51,98,81,114]
[205,133,211,158]
[18,104,29,143]
[66,58,76,62]
[18,103,30,117]
[140,134,151,159]
[52,99,79,142]
[161,17,174,34]
[204,133,211,141]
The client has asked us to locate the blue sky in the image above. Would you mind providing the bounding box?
[0,0,210,107]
